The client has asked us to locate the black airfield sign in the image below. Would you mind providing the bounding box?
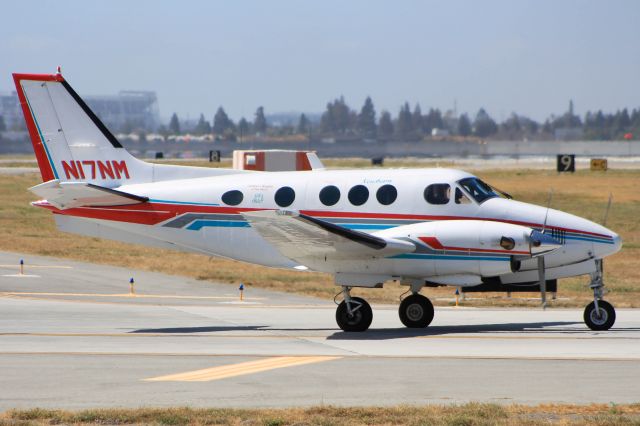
[557,154,575,172]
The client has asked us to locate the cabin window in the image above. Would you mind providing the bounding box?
[455,187,472,204]
[457,177,499,203]
[348,185,369,206]
[275,186,295,207]
[424,184,451,205]
[376,184,397,205]
[319,185,341,206]
[221,190,243,206]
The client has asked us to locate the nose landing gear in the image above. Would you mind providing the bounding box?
[584,259,616,331]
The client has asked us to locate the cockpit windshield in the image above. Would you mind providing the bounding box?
[457,177,500,203]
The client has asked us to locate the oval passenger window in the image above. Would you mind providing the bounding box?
[348,185,369,206]
[275,186,296,207]
[376,184,397,205]
[319,185,341,206]
[221,190,243,206]
[424,184,451,205]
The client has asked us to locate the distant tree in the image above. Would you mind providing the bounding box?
[194,113,212,135]
[320,96,352,135]
[357,97,377,137]
[378,111,394,139]
[254,106,267,134]
[615,108,631,130]
[457,113,472,137]
[158,124,169,139]
[395,102,414,141]
[169,113,181,135]
[412,104,423,135]
[473,108,498,137]
[213,107,233,134]
[297,113,310,134]
[502,113,521,133]
[238,117,250,137]
[0,115,6,132]
[424,108,444,133]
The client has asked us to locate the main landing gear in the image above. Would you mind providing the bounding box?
[335,287,373,332]
[583,259,616,331]
[335,286,435,332]
[399,293,434,328]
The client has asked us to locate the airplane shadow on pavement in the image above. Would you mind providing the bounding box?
[128,323,640,337]
[326,321,640,340]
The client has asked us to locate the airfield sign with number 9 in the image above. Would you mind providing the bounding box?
[557,154,575,172]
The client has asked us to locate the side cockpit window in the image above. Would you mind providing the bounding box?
[424,184,450,205]
[457,177,499,203]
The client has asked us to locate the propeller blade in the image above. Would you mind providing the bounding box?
[538,256,547,309]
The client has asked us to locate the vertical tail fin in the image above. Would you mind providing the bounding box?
[13,71,150,186]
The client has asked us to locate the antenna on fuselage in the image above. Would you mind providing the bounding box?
[602,193,613,226]
[542,188,554,234]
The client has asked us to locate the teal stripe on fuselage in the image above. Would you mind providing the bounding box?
[340,223,395,230]
[186,220,250,230]
[564,235,614,244]
[150,199,220,206]
[392,254,510,261]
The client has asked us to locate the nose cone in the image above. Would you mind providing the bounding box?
[603,230,623,256]
[480,198,622,258]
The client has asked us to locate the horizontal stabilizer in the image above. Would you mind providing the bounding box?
[241,210,415,261]
[30,180,148,210]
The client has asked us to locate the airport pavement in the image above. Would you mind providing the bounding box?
[1,251,639,409]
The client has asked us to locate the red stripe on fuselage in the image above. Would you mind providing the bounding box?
[417,236,529,255]
[34,201,611,239]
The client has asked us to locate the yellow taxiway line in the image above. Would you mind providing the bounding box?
[145,356,341,382]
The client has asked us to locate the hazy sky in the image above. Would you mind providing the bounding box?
[1,0,639,122]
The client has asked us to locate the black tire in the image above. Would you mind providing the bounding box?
[336,297,373,332]
[399,294,434,328]
[584,300,616,331]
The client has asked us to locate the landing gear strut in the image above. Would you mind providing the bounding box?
[335,287,372,332]
[399,293,434,328]
[584,259,616,331]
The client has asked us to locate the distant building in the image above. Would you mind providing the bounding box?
[0,91,23,130]
[0,90,160,132]
[431,128,450,137]
[85,91,160,131]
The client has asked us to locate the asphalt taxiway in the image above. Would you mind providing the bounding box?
[0,251,639,409]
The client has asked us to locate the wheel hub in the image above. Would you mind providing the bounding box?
[590,308,608,325]
[406,303,424,321]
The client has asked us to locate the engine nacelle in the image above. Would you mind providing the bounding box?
[377,220,555,278]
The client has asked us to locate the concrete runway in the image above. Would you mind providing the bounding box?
[0,251,639,409]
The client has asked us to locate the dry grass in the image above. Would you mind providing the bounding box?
[2,403,640,425]
[0,159,638,307]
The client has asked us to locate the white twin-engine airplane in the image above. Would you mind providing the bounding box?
[13,71,622,332]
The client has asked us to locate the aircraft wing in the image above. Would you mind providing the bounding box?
[241,210,415,261]
[29,179,148,210]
